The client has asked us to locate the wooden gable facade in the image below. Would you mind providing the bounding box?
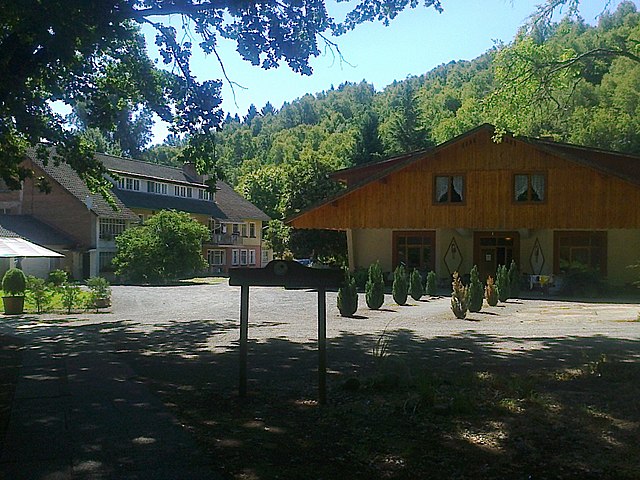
[288,125,640,286]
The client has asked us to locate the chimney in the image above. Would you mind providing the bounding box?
[182,162,203,183]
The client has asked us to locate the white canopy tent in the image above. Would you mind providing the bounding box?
[0,237,64,258]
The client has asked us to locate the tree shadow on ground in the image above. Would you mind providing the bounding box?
[98,320,640,479]
[4,318,640,480]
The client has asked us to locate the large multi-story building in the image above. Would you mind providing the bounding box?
[0,151,271,279]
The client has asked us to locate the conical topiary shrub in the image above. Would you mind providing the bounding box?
[365,261,385,310]
[496,264,510,303]
[485,275,498,307]
[468,265,484,313]
[392,264,408,306]
[409,269,424,301]
[450,271,469,319]
[337,269,358,317]
[425,270,437,296]
[508,260,520,299]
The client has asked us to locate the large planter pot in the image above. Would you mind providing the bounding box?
[94,298,111,309]
[3,296,25,315]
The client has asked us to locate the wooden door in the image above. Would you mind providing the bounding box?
[474,232,520,281]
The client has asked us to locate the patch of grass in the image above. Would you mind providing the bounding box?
[179,276,227,285]
[136,354,640,480]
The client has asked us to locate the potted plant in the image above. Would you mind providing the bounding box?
[87,276,112,311]
[2,268,27,315]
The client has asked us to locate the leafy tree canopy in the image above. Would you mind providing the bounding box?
[0,0,444,198]
[113,209,210,283]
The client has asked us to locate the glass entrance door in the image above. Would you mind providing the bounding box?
[474,232,520,281]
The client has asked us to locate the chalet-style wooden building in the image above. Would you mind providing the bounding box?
[288,124,640,286]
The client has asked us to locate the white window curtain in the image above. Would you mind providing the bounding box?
[515,174,529,201]
[435,176,449,202]
[531,174,545,201]
[452,176,464,202]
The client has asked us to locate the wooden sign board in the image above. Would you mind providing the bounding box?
[229,260,342,288]
[228,260,343,405]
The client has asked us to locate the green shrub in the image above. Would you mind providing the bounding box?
[468,265,484,313]
[352,268,368,291]
[425,270,437,296]
[409,269,424,301]
[47,269,68,287]
[365,262,385,310]
[485,276,498,306]
[451,271,469,319]
[60,282,82,314]
[559,262,607,297]
[337,269,358,317]
[2,268,26,296]
[26,276,53,313]
[87,276,112,311]
[392,264,408,306]
[496,264,510,303]
[508,260,520,298]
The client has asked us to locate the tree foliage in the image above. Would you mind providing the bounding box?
[366,261,385,310]
[0,0,444,197]
[113,210,210,283]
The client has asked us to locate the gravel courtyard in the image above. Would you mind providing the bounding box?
[49,282,640,393]
[4,282,640,479]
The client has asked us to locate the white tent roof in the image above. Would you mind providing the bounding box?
[0,238,64,258]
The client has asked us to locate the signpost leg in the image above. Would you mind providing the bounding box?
[317,288,327,405]
[239,284,249,398]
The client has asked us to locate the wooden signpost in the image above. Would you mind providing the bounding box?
[228,260,342,405]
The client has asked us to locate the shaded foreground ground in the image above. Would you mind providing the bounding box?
[2,283,640,479]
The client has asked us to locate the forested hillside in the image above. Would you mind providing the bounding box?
[141,2,640,260]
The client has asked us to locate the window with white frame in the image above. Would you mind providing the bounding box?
[207,249,225,266]
[231,249,239,266]
[99,251,116,272]
[99,218,126,240]
[261,250,270,265]
[232,224,240,235]
[249,222,256,238]
[249,249,256,265]
[186,187,193,198]
[198,189,211,201]
[147,181,168,195]
[240,249,248,265]
[241,223,247,237]
[118,176,140,191]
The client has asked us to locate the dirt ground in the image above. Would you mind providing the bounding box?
[3,283,640,479]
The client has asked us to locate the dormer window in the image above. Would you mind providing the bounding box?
[514,173,545,202]
[434,175,464,204]
[118,176,140,191]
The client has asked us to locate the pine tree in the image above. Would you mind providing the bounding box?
[485,276,498,306]
[409,269,424,301]
[365,261,385,310]
[425,270,437,296]
[468,265,484,313]
[392,264,408,306]
[496,265,510,303]
[450,272,469,319]
[508,260,520,299]
[337,269,358,317]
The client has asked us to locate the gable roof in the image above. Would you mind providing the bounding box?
[28,150,139,221]
[287,123,640,225]
[97,154,206,186]
[97,154,269,221]
[0,215,76,246]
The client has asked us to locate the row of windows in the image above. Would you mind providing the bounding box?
[117,176,213,201]
[207,249,257,266]
[435,173,546,204]
[99,218,126,240]
[208,220,258,238]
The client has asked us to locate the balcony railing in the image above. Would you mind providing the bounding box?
[209,233,240,245]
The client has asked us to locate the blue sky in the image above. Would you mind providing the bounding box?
[146,0,634,142]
